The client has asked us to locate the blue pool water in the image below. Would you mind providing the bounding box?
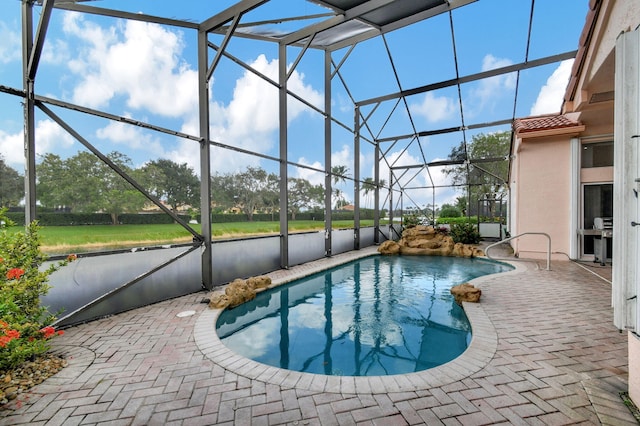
[216,255,512,377]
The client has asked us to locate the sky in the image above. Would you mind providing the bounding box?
[0,0,588,211]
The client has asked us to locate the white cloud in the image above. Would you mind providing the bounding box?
[331,144,351,170]
[295,157,324,186]
[35,119,75,153]
[481,54,517,89]
[0,22,21,64]
[96,120,165,154]
[294,144,353,190]
[204,54,323,173]
[63,12,198,117]
[56,13,325,175]
[466,54,516,116]
[42,39,70,65]
[409,92,457,123]
[0,120,74,169]
[219,54,322,134]
[0,129,23,168]
[530,59,573,115]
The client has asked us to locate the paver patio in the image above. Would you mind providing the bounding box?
[1,247,636,425]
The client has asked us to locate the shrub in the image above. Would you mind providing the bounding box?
[439,206,461,218]
[403,213,423,228]
[449,222,481,245]
[0,209,72,370]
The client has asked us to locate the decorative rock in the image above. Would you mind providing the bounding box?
[0,353,66,408]
[224,279,255,308]
[246,275,271,290]
[208,292,230,309]
[378,240,400,254]
[4,386,18,400]
[378,225,483,258]
[450,283,482,304]
[208,275,273,310]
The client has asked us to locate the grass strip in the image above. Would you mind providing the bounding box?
[12,220,385,254]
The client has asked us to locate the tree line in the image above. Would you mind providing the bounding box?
[1,132,508,224]
[1,152,382,224]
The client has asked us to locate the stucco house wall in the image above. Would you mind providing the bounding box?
[510,135,573,260]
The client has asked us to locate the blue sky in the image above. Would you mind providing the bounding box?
[0,0,587,210]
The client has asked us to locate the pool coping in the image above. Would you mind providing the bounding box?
[194,247,526,394]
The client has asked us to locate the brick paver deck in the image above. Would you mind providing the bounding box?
[1,248,635,425]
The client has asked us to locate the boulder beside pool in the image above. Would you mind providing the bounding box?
[378,225,484,258]
[378,240,401,254]
[450,283,482,304]
[208,275,272,309]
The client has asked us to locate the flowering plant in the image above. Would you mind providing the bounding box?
[0,208,73,370]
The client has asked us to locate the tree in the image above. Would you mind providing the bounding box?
[361,177,387,210]
[83,151,146,225]
[262,172,280,221]
[0,156,23,208]
[211,166,279,222]
[454,196,467,216]
[37,151,146,224]
[439,204,461,218]
[331,165,350,209]
[210,172,236,213]
[140,159,200,212]
[234,167,261,221]
[361,177,375,209]
[37,152,101,212]
[288,178,324,220]
[442,131,510,216]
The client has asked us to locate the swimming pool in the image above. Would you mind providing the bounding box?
[216,255,512,377]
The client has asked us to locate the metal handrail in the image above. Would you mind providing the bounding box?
[485,232,551,270]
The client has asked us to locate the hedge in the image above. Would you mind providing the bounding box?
[436,216,478,225]
[4,212,191,226]
[2,211,377,226]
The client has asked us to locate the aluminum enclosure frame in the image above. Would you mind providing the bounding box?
[3,0,579,325]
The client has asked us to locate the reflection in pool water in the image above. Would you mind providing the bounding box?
[216,255,512,376]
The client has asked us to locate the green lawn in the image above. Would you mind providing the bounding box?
[25,220,383,254]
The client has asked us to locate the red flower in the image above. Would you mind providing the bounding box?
[40,326,56,339]
[6,268,25,280]
[5,329,20,339]
[0,329,20,347]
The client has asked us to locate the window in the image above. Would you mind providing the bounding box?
[581,141,614,168]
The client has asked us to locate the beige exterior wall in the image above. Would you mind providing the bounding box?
[510,135,572,260]
[630,332,640,404]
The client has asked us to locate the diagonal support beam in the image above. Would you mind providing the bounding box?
[200,0,267,33]
[207,13,242,81]
[37,102,202,242]
[27,0,54,81]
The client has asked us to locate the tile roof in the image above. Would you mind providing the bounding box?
[513,114,582,134]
